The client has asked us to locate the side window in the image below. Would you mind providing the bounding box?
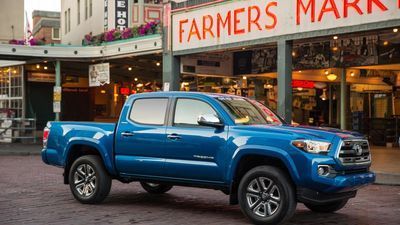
[129,98,168,125]
[174,98,217,126]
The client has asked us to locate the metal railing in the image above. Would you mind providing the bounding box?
[0,118,37,143]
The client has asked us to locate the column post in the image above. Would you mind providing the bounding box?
[55,60,61,121]
[340,68,347,130]
[277,40,293,123]
[162,1,180,91]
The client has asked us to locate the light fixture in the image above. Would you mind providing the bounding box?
[242,47,246,50]
[324,70,329,75]
[134,77,138,81]
[350,71,355,77]
[44,60,47,63]
[298,70,302,73]
[12,70,16,74]
[137,83,143,88]
[332,47,338,51]
[297,87,303,91]
[44,66,48,70]
[333,36,338,40]
[327,73,337,81]
[383,41,389,46]
[266,84,273,89]
[320,89,328,101]
[36,64,40,69]
[128,67,132,71]
[394,28,399,33]
[242,76,247,80]
[292,51,296,57]
[156,62,161,66]
[100,90,106,94]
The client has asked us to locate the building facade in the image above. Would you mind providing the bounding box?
[163,0,400,146]
[0,0,24,44]
[32,10,61,45]
[61,0,163,45]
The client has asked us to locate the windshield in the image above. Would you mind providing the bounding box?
[215,97,284,125]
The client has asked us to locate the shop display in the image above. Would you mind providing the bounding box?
[293,42,330,70]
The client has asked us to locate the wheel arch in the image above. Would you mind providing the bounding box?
[228,147,300,204]
[63,140,116,184]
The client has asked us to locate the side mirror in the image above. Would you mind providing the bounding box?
[197,114,224,128]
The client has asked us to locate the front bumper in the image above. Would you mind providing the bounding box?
[297,188,357,204]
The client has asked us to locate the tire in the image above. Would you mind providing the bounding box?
[140,182,173,194]
[68,155,111,204]
[304,199,348,213]
[238,166,297,225]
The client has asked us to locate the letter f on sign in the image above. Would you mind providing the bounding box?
[179,19,188,43]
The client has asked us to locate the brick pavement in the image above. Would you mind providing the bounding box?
[0,155,400,225]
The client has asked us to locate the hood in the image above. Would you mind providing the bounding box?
[234,124,364,142]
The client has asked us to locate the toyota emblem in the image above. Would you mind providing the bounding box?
[353,144,363,156]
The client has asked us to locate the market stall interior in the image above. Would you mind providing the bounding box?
[21,53,162,128]
[179,27,400,146]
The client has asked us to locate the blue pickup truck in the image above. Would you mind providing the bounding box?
[42,92,375,225]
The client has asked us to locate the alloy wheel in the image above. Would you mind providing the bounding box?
[74,164,96,197]
[246,177,281,217]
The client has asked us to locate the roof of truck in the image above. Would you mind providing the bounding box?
[129,91,244,99]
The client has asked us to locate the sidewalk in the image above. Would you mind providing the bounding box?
[370,147,400,185]
[0,143,42,155]
[1,143,399,185]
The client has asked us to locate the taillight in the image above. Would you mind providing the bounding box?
[43,127,50,148]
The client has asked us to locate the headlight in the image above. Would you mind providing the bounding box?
[292,140,331,154]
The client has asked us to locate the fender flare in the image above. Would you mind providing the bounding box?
[227,145,301,185]
[63,138,117,176]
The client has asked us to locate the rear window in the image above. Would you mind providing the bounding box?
[129,98,168,125]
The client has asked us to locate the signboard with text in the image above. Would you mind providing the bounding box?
[172,0,400,51]
[115,0,128,30]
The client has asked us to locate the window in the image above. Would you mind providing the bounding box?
[68,8,71,32]
[85,0,88,20]
[64,11,67,34]
[52,28,60,40]
[89,0,92,17]
[129,98,168,125]
[174,99,217,126]
[215,97,283,125]
[77,0,81,25]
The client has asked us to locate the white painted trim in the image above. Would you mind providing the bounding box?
[0,35,162,59]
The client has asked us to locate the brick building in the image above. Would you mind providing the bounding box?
[32,10,61,45]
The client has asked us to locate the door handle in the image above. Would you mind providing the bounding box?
[121,131,134,137]
[167,133,181,140]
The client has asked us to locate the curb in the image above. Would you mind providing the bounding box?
[374,173,400,186]
[0,151,41,156]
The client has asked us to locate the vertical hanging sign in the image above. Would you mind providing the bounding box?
[104,0,108,31]
[115,0,128,30]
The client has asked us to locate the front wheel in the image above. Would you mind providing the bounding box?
[140,182,173,194]
[238,166,297,225]
[304,199,348,213]
[68,155,111,204]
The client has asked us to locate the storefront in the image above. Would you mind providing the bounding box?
[166,0,400,146]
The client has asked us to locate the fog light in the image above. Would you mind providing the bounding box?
[318,165,330,176]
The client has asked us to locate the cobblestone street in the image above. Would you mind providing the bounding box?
[0,155,399,225]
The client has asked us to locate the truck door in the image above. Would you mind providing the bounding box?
[114,97,169,177]
[164,98,228,182]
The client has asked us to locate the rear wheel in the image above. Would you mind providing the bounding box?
[68,155,111,204]
[304,199,348,213]
[140,182,173,194]
[238,166,296,225]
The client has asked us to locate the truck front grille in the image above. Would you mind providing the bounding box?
[338,140,371,166]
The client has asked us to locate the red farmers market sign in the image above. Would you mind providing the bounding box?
[172,0,400,51]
